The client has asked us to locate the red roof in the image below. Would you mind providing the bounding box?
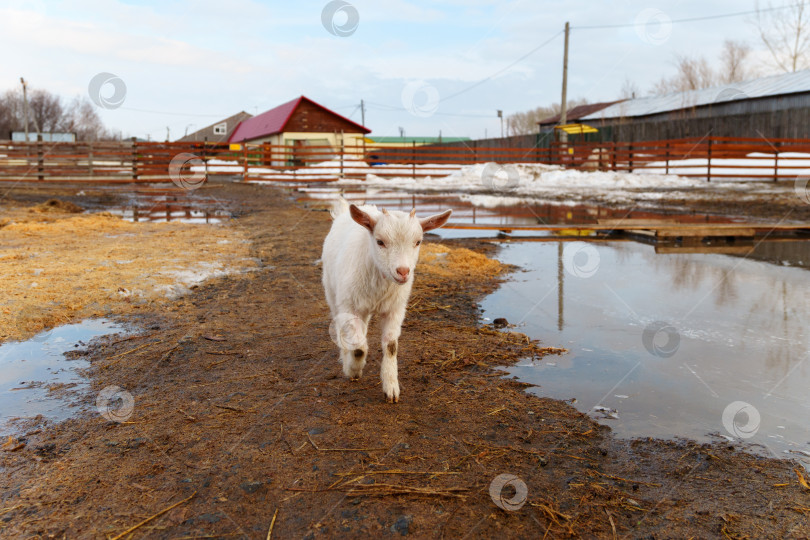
[229,96,370,142]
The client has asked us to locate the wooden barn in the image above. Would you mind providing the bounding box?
[576,69,810,142]
[228,96,370,156]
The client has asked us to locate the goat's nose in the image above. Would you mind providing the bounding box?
[396,267,410,279]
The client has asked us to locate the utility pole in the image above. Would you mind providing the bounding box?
[559,21,570,144]
[497,110,503,138]
[360,99,365,127]
[20,77,29,140]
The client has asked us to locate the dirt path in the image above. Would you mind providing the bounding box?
[1,183,808,538]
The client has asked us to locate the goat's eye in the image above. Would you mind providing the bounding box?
[376,239,385,247]
[415,240,422,246]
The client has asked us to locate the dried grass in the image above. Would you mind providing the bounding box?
[0,209,255,342]
[418,243,507,281]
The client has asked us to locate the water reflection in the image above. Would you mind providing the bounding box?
[101,188,232,223]
[111,204,229,224]
[0,319,123,434]
[483,240,810,460]
[295,187,745,228]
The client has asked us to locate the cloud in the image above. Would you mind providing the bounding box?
[0,0,772,140]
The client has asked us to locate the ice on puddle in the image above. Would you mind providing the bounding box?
[592,405,619,419]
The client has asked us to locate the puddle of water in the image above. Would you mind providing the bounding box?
[85,187,232,223]
[0,319,124,434]
[295,186,751,240]
[293,185,810,460]
[482,239,810,461]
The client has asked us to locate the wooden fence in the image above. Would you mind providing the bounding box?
[1,136,810,184]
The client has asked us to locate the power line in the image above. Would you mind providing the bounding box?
[575,3,801,30]
[439,30,564,102]
[118,106,231,118]
[361,30,563,115]
[364,101,401,111]
[364,101,496,118]
[434,111,496,118]
[346,104,361,119]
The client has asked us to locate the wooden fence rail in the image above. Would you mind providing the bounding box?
[2,136,810,184]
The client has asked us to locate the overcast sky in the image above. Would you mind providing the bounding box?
[0,0,788,141]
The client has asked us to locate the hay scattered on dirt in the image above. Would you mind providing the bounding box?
[419,242,507,280]
[0,210,256,342]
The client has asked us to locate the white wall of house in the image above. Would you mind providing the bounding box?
[242,131,366,166]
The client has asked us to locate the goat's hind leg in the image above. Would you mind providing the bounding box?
[340,344,367,380]
[335,313,368,380]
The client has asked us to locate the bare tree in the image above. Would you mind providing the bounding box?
[64,97,112,141]
[28,89,64,133]
[619,77,639,99]
[506,99,589,135]
[719,39,753,83]
[0,87,114,141]
[652,54,716,95]
[0,89,27,137]
[754,0,810,72]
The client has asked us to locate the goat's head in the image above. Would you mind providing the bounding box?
[350,204,452,285]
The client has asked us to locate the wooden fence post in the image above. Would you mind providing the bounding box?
[88,142,94,177]
[130,137,138,181]
[411,141,416,178]
[37,134,44,181]
[706,138,712,182]
[665,142,670,175]
[773,142,780,182]
[340,137,345,179]
[610,142,616,171]
[628,143,634,173]
[242,143,248,181]
[203,137,209,179]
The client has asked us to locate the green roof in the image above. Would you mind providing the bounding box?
[368,136,471,143]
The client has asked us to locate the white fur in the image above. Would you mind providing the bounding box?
[322,198,452,402]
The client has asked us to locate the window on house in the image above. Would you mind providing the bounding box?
[213,123,227,135]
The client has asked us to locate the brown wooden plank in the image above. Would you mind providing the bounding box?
[654,245,755,254]
[655,227,756,237]
[598,218,679,226]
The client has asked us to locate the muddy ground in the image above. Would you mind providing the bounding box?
[1,181,809,539]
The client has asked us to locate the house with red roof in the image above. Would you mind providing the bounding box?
[228,96,370,166]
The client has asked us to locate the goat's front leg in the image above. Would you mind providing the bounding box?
[379,309,405,403]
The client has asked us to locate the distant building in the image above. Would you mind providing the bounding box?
[177,111,252,143]
[577,69,810,141]
[367,136,471,148]
[229,96,370,150]
[11,132,76,142]
[537,101,624,128]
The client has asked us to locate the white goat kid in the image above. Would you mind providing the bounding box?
[322,200,452,403]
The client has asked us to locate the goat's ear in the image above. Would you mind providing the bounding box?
[420,209,452,232]
[349,204,376,233]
